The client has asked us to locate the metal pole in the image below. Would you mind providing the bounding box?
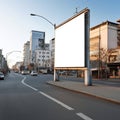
[84,9,92,86]
[54,69,59,81]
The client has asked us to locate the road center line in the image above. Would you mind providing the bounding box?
[39,91,74,111]
[76,113,93,120]
[21,77,38,91]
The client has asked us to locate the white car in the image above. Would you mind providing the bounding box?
[0,72,4,80]
[31,71,38,76]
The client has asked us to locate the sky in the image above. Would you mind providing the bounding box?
[0,0,120,68]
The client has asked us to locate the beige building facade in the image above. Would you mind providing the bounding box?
[90,21,120,78]
[90,21,118,59]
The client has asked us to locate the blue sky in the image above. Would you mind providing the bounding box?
[0,0,120,67]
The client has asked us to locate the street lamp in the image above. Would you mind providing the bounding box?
[6,51,21,58]
[30,13,56,28]
[30,13,55,69]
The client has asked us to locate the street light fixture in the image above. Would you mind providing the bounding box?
[30,13,56,28]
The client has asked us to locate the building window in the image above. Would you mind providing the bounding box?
[46,52,49,54]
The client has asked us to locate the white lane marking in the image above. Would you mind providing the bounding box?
[21,76,38,91]
[21,76,74,111]
[39,91,74,111]
[76,113,93,120]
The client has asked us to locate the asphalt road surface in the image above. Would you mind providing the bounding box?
[0,72,119,120]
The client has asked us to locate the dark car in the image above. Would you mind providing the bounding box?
[0,72,4,80]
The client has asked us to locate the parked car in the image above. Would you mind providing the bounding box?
[0,72,4,80]
[31,71,38,76]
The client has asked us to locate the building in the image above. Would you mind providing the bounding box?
[90,21,120,78]
[35,48,51,69]
[90,21,118,56]
[30,30,45,63]
[23,41,30,67]
[22,30,52,72]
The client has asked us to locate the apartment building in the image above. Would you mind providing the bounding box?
[90,21,119,61]
[35,49,51,69]
[90,21,120,77]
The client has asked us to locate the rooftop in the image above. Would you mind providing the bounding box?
[90,20,118,30]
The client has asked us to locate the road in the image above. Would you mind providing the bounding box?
[0,72,120,120]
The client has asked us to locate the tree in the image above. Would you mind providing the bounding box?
[28,63,34,71]
[90,48,117,78]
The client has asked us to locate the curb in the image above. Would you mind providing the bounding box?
[46,82,120,105]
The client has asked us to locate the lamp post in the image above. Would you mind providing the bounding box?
[30,13,57,80]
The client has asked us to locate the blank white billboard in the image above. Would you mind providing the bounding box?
[55,12,86,68]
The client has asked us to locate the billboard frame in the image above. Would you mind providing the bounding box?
[54,8,92,86]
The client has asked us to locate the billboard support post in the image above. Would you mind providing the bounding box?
[54,69,59,81]
[54,69,56,81]
[84,9,92,86]
[85,68,92,86]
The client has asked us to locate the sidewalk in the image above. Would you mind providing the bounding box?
[47,80,120,104]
